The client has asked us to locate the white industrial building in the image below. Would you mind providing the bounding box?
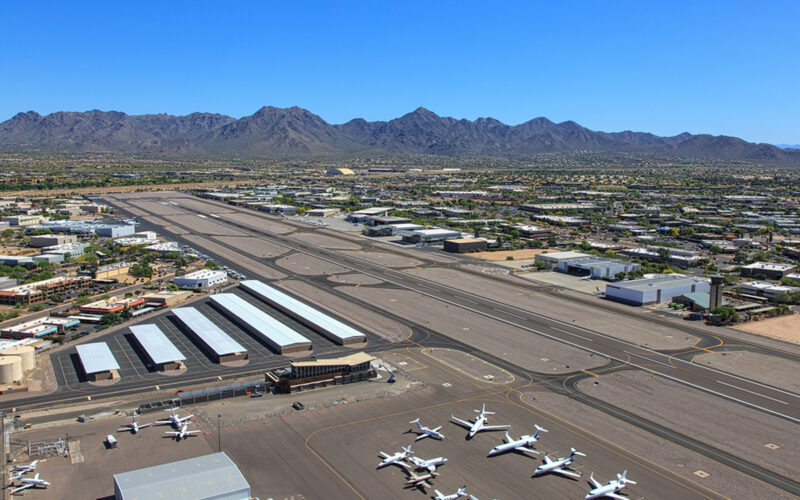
[174,270,228,288]
[605,275,710,306]
[76,342,120,381]
[114,452,250,500]
[535,251,640,279]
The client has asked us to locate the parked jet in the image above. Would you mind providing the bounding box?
[488,426,548,456]
[10,473,51,493]
[451,404,510,438]
[165,422,201,441]
[433,486,468,500]
[119,416,152,434]
[404,470,438,491]
[377,445,413,469]
[156,407,193,429]
[409,418,445,441]
[9,459,38,475]
[408,455,447,473]
[533,448,586,479]
[585,470,636,499]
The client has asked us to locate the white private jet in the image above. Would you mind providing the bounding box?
[404,470,438,491]
[488,425,548,456]
[165,422,201,441]
[156,407,193,429]
[585,470,636,499]
[9,459,38,475]
[433,486,468,500]
[118,415,152,434]
[409,418,445,441]
[533,448,586,479]
[408,455,448,473]
[451,404,510,438]
[377,445,413,469]
[10,473,51,493]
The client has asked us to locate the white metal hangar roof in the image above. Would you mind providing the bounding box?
[129,324,186,365]
[113,452,250,500]
[171,307,246,356]
[76,342,120,374]
[241,280,366,344]
[209,293,311,352]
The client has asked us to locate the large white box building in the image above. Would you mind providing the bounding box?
[605,275,710,306]
[173,269,227,288]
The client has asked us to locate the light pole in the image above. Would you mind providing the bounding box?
[217,414,221,452]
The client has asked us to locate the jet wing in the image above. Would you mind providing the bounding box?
[155,419,172,425]
[379,452,390,459]
[589,475,602,489]
[450,415,473,429]
[10,484,33,494]
[165,431,180,436]
[179,414,194,422]
[603,493,628,500]
[543,455,554,465]
[516,446,540,454]
[415,434,429,441]
[481,424,511,431]
[186,430,201,435]
[138,423,152,428]
[551,467,581,479]
[118,426,132,432]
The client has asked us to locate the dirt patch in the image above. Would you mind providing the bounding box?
[213,236,290,259]
[274,253,350,276]
[467,248,558,262]
[291,232,362,250]
[732,313,800,345]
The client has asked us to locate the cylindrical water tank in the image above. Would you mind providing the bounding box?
[0,356,23,384]
[2,345,35,372]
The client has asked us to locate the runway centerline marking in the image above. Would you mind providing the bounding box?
[716,381,788,405]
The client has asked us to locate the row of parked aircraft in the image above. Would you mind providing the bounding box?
[8,459,52,494]
[118,408,201,441]
[379,404,637,499]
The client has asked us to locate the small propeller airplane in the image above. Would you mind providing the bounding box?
[9,459,38,475]
[404,470,438,491]
[377,445,413,469]
[409,418,445,440]
[488,425,548,456]
[451,404,510,438]
[533,448,586,479]
[433,485,468,500]
[585,470,636,499]
[165,422,201,441]
[408,455,447,473]
[10,473,51,493]
[156,407,193,429]
[118,415,152,434]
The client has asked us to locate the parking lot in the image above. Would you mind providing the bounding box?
[51,287,384,390]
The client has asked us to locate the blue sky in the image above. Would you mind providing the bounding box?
[1,1,798,144]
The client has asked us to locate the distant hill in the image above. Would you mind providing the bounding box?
[775,144,800,150]
[0,106,797,162]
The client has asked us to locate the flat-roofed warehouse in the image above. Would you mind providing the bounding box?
[172,307,248,363]
[241,280,366,346]
[114,452,250,500]
[605,274,710,306]
[209,294,312,354]
[76,342,120,381]
[129,324,186,371]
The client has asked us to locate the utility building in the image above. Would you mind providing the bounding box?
[241,280,366,345]
[210,294,312,354]
[113,452,251,500]
[605,275,710,306]
[172,307,248,363]
[129,324,186,371]
[76,342,120,381]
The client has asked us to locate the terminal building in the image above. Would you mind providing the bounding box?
[76,342,120,381]
[605,275,710,306]
[268,352,376,393]
[113,452,251,500]
[241,280,366,346]
[174,269,228,288]
[129,324,186,371]
[210,294,312,354]
[172,307,248,363]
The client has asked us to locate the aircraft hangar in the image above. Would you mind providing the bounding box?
[171,307,248,363]
[240,279,367,345]
[129,324,186,371]
[75,342,121,381]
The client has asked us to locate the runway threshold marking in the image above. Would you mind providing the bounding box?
[716,381,788,405]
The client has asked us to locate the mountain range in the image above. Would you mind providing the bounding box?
[0,106,796,162]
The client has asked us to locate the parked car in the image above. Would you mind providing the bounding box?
[292,401,305,410]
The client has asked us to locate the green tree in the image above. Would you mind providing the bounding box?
[712,305,738,324]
